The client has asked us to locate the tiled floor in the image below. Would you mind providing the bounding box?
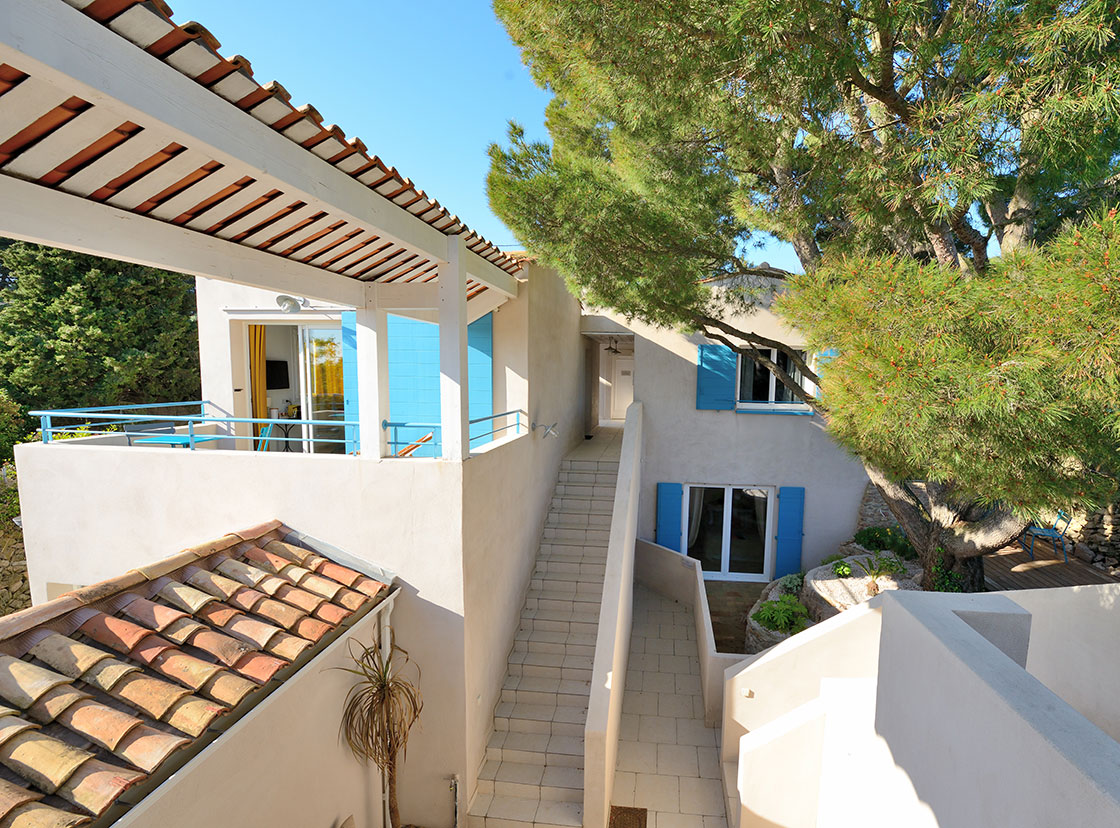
[566,424,624,462]
[612,586,728,828]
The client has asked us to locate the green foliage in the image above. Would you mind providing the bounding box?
[930,552,966,593]
[854,527,917,560]
[0,464,17,526]
[0,243,200,413]
[0,392,28,463]
[853,553,907,580]
[776,572,804,595]
[780,213,1120,519]
[752,593,811,635]
[820,552,847,565]
[832,560,853,578]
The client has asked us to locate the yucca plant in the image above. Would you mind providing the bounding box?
[338,631,423,828]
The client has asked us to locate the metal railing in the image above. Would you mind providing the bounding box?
[381,409,526,457]
[28,401,361,453]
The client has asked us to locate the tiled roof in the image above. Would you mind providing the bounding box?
[0,520,393,827]
[0,0,518,301]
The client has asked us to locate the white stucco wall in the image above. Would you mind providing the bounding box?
[587,311,869,571]
[114,603,388,828]
[460,264,587,800]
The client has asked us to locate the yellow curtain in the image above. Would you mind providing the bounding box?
[248,324,267,439]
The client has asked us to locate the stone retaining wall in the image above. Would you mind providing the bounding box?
[1069,503,1120,560]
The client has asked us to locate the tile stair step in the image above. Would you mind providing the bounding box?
[524,591,601,607]
[530,566,606,581]
[521,607,600,624]
[512,641,595,660]
[493,702,587,737]
[475,761,585,803]
[549,498,615,515]
[537,544,608,558]
[510,645,596,666]
[468,794,583,828]
[553,484,617,499]
[514,629,598,648]
[528,579,603,597]
[506,663,592,682]
[486,731,586,768]
[561,459,619,471]
[545,512,613,528]
[533,561,606,576]
[517,618,598,637]
[556,471,619,486]
[542,528,611,544]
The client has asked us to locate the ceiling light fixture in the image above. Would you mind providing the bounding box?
[276,294,310,314]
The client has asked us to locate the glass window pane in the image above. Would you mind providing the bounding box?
[738,355,771,402]
[686,487,726,572]
[774,350,804,403]
[729,488,768,574]
[306,328,345,454]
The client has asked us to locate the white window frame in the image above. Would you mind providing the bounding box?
[735,349,814,412]
[680,483,776,582]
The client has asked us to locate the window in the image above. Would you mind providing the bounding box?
[682,484,774,581]
[737,349,811,408]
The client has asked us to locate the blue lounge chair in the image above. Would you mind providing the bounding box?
[1020,511,1073,563]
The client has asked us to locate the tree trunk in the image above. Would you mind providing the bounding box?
[388,764,400,828]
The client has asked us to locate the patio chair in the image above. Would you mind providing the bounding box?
[1020,511,1073,563]
[255,422,275,452]
[396,431,434,457]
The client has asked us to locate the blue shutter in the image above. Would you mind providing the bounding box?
[340,310,360,454]
[656,482,684,552]
[774,486,805,577]
[696,344,737,410]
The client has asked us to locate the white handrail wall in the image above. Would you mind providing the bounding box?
[583,401,643,828]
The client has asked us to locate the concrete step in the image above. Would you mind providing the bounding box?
[501,675,591,707]
[545,511,612,529]
[493,700,587,738]
[512,637,596,659]
[486,730,586,768]
[542,526,611,545]
[550,495,615,514]
[556,471,618,486]
[553,484,617,499]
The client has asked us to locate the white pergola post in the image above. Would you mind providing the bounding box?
[439,235,470,461]
[356,286,391,458]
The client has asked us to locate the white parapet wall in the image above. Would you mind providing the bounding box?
[584,401,643,828]
[722,587,1120,828]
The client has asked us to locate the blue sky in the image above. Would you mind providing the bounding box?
[171,0,807,271]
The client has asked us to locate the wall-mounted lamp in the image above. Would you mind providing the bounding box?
[532,421,559,438]
[276,294,310,314]
[605,338,621,354]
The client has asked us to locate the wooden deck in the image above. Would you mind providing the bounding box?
[984,539,1120,591]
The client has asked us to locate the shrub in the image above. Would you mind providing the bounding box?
[751,594,811,634]
[853,526,916,560]
[821,552,847,565]
[832,559,852,578]
[931,552,965,593]
[0,463,18,526]
[776,572,804,595]
[0,392,28,463]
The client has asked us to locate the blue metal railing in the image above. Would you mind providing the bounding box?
[28,401,361,454]
[381,409,526,457]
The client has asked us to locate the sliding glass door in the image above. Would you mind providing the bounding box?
[299,327,345,454]
[682,484,774,581]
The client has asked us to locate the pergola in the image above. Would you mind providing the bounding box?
[0,0,524,460]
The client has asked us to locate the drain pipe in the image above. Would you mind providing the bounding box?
[449,775,461,828]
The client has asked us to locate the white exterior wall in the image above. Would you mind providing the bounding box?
[588,311,869,570]
[461,264,586,799]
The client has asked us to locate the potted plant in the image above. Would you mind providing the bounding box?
[338,630,423,828]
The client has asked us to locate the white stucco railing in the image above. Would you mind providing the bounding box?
[583,401,643,828]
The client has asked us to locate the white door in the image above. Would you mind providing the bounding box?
[611,357,634,419]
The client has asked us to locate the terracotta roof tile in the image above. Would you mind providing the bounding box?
[0,777,41,821]
[0,801,90,827]
[0,728,90,793]
[53,702,138,752]
[25,688,90,726]
[109,675,190,721]
[113,725,188,773]
[0,661,70,711]
[229,652,284,685]
[163,697,223,738]
[27,639,109,682]
[76,615,151,656]
[55,757,143,816]
[351,577,387,600]
[119,598,187,633]
[0,523,393,824]
[155,583,216,615]
[247,600,304,632]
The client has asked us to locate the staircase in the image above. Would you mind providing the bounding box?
[468,453,620,828]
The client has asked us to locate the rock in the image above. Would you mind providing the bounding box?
[800,549,923,623]
[1074,543,1095,563]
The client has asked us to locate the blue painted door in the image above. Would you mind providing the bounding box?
[774,486,806,577]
